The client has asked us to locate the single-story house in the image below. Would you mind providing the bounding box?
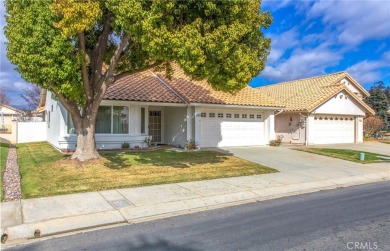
[44,64,283,150]
[0,102,25,131]
[256,72,375,145]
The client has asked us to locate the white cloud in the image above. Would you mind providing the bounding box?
[261,46,342,81]
[308,0,390,46]
[267,28,299,63]
[345,51,390,84]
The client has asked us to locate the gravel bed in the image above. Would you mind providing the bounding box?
[3,145,22,201]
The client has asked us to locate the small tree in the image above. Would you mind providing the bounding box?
[363,116,385,137]
[364,81,389,122]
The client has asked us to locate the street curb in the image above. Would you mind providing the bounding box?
[2,175,388,248]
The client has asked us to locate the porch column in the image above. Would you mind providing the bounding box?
[186,106,192,141]
[194,106,201,145]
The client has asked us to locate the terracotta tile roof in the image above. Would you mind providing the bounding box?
[256,72,375,115]
[105,63,283,108]
[104,70,185,104]
[154,63,283,107]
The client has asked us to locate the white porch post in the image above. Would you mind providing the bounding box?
[194,106,201,145]
[305,115,310,145]
[186,106,192,141]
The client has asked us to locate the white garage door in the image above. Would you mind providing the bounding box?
[311,115,355,144]
[200,110,265,147]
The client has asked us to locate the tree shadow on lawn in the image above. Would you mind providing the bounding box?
[102,149,229,170]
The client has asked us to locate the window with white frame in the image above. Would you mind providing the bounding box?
[201,112,206,117]
[257,114,262,119]
[226,113,232,118]
[249,114,254,119]
[242,114,247,119]
[96,106,112,133]
[218,113,223,118]
[141,107,146,134]
[234,114,239,118]
[209,113,215,118]
[67,113,75,134]
[94,106,129,134]
[113,106,129,134]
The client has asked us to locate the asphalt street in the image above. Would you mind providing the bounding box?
[5,181,390,251]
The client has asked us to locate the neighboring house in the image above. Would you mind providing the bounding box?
[44,64,283,150]
[257,72,375,145]
[0,103,25,131]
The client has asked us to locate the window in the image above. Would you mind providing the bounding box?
[96,106,112,133]
[325,117,328,120]
[242,114,247,119]
[67,113,75,134]
[340,95,344,99]
[314,117,318,120]
[209,113,215,118]
[201,112,206,117]
[330,117,333,120]
[319,117,323,120]
[226,113,232,118]
[340,118,344,121]
[47,111,50,128]
[350,118,353,121]
[141,108,146,134]
[113,106,129,134]
[335,118,339,120]
[257,115,262,119]
[234,114,239,118]
[218,113,223,118]
[249,114,254,119]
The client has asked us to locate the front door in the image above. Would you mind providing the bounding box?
[149,111,161,143]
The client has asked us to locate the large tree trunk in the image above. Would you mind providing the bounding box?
[71,114,100,161]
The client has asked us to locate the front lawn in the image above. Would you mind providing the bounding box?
[295,148,390,164]
[0,143,9,201]
[17,142,277,198]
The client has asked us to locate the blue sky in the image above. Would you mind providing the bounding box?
[1,0,390,109]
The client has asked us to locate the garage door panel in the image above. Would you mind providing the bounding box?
[200,111,265,147]
[311,115,355,144]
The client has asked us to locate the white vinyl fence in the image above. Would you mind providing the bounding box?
[17,122,47,143]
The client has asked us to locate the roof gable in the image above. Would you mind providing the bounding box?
[256,72,374,115]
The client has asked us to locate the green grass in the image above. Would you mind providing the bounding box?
[295,148,390,164]
[17,142,277,198]
[0,143,9,201]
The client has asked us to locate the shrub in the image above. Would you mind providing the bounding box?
[185,139,198,150]
[269,138,282,147]
[121,142,130,149]
[363,116,385,137]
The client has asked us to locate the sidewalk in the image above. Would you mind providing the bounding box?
[1,165,389,245]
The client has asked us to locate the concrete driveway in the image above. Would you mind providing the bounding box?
[219,143,389,178]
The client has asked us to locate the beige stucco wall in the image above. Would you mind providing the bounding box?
[275,112,306,144]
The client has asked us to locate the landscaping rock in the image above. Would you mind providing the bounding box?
[3,145,22,201]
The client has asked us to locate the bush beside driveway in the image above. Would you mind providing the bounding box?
[16,142,277,199]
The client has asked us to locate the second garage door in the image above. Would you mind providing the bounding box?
[200,110,265,147]
[311,115,355,144]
